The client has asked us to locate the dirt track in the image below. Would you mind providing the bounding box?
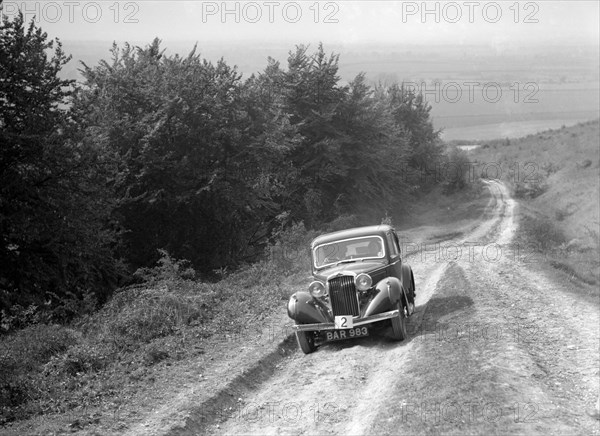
[131,181,600,436]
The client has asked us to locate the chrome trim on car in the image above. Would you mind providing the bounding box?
[328,275,360,317]
[293,309,399,331]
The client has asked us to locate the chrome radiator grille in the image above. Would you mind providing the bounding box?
[328,276,359,317]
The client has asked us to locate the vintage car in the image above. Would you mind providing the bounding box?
[287,225,416,354]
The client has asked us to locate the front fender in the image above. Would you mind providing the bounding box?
[287,291,331,325]
[364,277,403,317]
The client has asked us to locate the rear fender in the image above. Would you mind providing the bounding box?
[401,264,414,292]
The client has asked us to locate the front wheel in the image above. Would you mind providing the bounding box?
[295,330,317,354]
[390,301,407,341]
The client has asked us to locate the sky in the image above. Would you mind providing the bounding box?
[1,0,598,47]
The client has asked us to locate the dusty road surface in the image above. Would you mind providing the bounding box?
[135,181,599,436]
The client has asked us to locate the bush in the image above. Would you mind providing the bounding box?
[514,181,548,199]
[577,159,592,169]
[1,289,100,333]
[520,215,567,252]
[45,342,113,376]
[133,249,196,283]
[324,214,361,232]
[144,343,170,366]
[542,162,561,175]
[441,147,472,194]
[46,289,99,324]
[99,288,209,348]
[0,324,78,373]
[555,207,571,221]
[268,221,315,274]
[0,324,79,419]
[380,212,393,227]
[0,304,41,332]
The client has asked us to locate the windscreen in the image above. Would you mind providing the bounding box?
[313,236,385,268]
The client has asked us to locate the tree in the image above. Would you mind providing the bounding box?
[334,74,411,216]
[77,40,302,272]
[0,12,121,321]
[279,45,420,224]
[281,44,349,225]
[385,83,444,174]
[73,39,447,277]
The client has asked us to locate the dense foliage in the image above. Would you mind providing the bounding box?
[1,15,445,324]
[0,13,122,324]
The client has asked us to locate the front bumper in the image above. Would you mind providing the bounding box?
[293,309,399,331]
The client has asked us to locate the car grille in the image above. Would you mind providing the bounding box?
[328,276,360,317]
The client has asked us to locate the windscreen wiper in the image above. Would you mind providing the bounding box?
[335,259,358,266]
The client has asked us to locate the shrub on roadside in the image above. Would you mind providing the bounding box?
[514,180,548,199]
[520,215,567,252]
[0,324,78,373]
[324,214,361,232]
[143,343,170,366]
[98,288,211,348]
[441,147,472,194]
[46,289,99,324]
[133,249,196,283]
[0,304,41,332]
[267,221,315,274]
[0,231,315,424]
[555,207,571,221]
[1,290,102,334]
[0,324,79,421]
[44,342,113,376]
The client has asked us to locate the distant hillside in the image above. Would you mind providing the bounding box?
[471,119,600,285]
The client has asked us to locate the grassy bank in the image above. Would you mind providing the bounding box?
[0,224,314,427]
[470,119,600,288]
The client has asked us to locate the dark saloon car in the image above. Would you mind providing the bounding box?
[287,225,416,354]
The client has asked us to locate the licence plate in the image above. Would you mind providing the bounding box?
[325,327,369,341]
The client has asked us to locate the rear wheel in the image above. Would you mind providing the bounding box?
[408,276,416,316]
[390,300,407,341]
[295,330,317,354]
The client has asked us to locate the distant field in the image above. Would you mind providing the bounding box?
[431,83,599,140]
[440,117,598,141]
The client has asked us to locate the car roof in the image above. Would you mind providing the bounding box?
[311,225,394,248]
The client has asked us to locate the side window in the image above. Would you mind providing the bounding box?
[386,233,398,257]
[393,231,401,257]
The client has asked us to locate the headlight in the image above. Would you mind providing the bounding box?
[355,273,372,291]
[308,280,326,298]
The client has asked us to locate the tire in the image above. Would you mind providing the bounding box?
[390,300,407,341]
[408,275,416,316]
[295,330,317,354]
